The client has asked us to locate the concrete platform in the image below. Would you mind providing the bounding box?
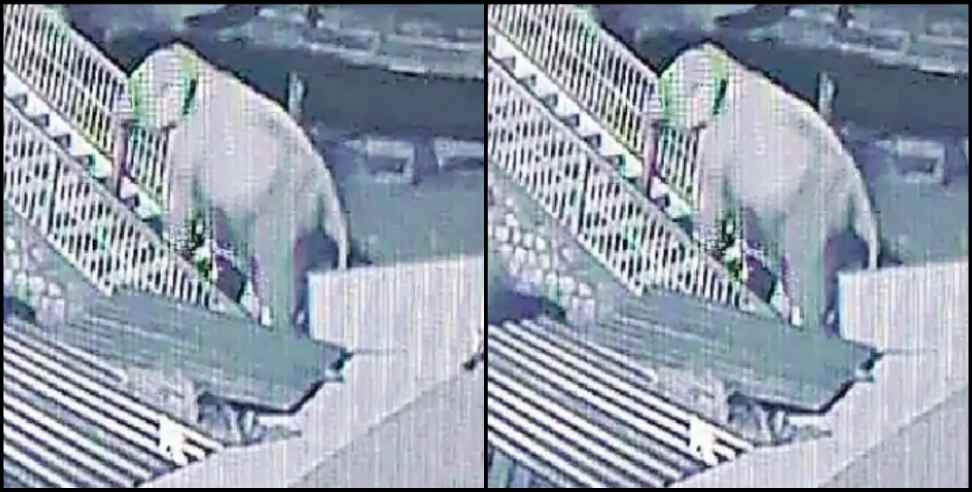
[673,260,969,488]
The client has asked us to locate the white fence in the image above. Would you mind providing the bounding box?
[3,96,241,315]
[487,4,704,208]
[3,4,170,204]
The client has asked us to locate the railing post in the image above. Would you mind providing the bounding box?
[817,71,836,123]
[112,96,134,201]
[287,71,306,123]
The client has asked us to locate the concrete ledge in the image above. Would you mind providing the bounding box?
[675,260,969,487]
[431,137,483,172]
[145,255,484,487]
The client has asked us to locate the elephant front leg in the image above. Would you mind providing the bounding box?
[695,159,726,252]
[252,210,298,333]
[781,236,828,332]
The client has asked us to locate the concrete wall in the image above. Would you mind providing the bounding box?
[487,163,605,327]
[2,205,96,326]
[308,254,483,373]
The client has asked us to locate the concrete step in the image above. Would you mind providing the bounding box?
[581,133,602,149]
[9,93,28,109]
[52,133,71,149]
[29,113,50,128]
[517,74,537,89]
[559,113,581,129]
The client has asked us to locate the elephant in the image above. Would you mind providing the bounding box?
[127,42,351,333]
[647,43,880,332]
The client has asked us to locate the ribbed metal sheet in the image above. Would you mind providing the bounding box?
[2,321,223,488]
[486,317,754,488]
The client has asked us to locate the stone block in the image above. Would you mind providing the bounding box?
[535,236,548,252]
[577,281,594,298]
[13,272,28,298]
[504,212,518,229]
[908,35,969,66]
[522,232,535,250]
[525,267,544,289]
[526,250,538,268]
[891,136,946,184]
[538,252,552,270]
[498,243,514,260]
[558,275,577,297]
[788,5,837,22]
[832,25,910,53]
[28,275,46,296]
[544,272,560,298]
[512,247,528,268]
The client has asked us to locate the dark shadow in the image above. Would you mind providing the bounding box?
[182,5,262,30]
[713,5,792,30]
[3,296,37,324]
[488,288,566,326]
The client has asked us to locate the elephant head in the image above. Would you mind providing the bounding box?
[648,42,733,133]
[128,43,201,133]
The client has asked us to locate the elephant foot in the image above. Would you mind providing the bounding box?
[790,306,804,328]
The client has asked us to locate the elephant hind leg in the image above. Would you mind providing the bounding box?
[847,172,880,270]
[307,167,350,270]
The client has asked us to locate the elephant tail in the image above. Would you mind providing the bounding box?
[847,168,880,270]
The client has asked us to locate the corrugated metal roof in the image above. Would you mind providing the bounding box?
[2,320,223,488]
[486,317,754,488]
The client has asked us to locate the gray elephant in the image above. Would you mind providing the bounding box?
[127,43,351,332]
[648,43,879,331]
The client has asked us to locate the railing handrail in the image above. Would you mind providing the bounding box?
[488,55,773,316]
[3,95,245,318]
[487,5,658,156]
[487,5,703,209]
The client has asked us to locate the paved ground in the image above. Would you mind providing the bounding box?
[291,369,484,488]
[335,168,485,265]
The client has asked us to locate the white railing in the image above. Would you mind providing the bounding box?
[3,4,170,204]
[488,56,772,316]
[3,96,243,317]
[487,4,703,208]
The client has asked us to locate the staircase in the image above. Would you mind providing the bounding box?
[3,4,244,316]
[487,52,772,316]
[488,4,704,216]
[486,317,754,488]
[3,319,223,488]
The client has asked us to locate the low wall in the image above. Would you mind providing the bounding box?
[3,204,97,326]
[488,162,620,327]
[675,259,969,488]
[146,254,484,487]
